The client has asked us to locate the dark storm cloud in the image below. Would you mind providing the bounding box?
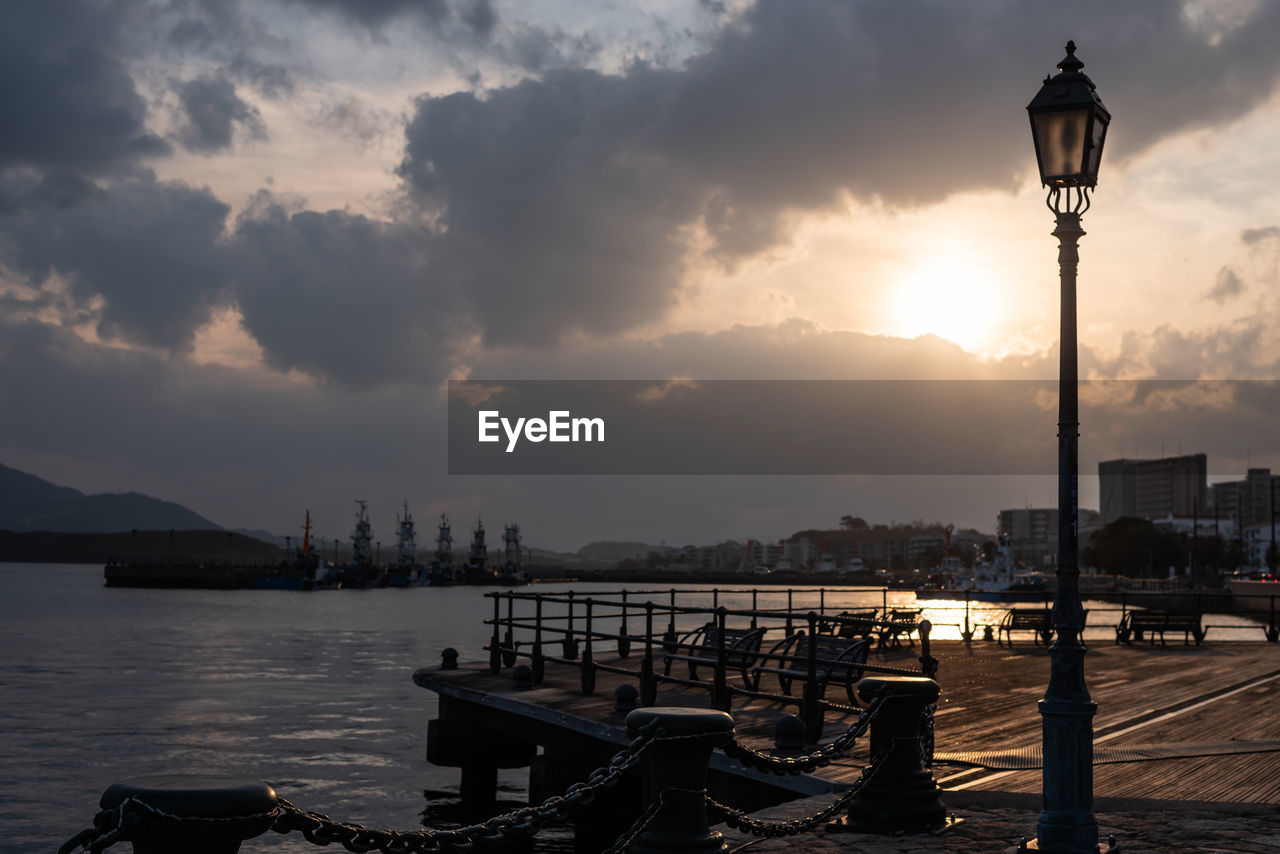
[174,73,268,152]
[0,176,231,352]
[1242,226,1280,246]
[229,193,469,384]
[398,0,1280,350]
[1205,266,1246,304]
[0,0,167,174]
[460,0,497,39]
[285,0,451,31]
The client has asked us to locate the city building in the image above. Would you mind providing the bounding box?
[1098,454,1208,524]
[1211,468,1280,531]
[998,508,1058,568]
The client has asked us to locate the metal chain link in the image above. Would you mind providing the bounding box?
[706,748,889,838]
[721,694,885,774]
[600,789,669,854]
[272,720,666,853]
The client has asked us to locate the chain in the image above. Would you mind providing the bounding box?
[274,721,665,852]
[600,789,670,854]
[919,703,936,769]
[59,721,664,854]
[722,694,884,774]
[706,748,889,837]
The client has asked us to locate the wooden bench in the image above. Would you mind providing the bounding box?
[662,622,766,685]
[748,633,869,704]
[817,609,880,641]
[879,608,921,648]
[998,608,1053,647]
[1115,610,1205,646]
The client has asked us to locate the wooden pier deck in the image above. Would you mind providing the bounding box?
[416,640,1280,806]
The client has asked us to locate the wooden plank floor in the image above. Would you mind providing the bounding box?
[419,640,1280,804]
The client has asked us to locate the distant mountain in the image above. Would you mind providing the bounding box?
[0,463,222,533]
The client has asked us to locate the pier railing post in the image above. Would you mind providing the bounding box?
[92,776,278,854]
[489,594,502,674]
[785,589,794,636]
[503,596,517,668]
[564,592,579,660]
[843,677,946,833]
[713,606,729,712]
[1268,595,1278,643]
[963,592,973,642]
[533,595,545,684]
[619,589,632,658]
[581,598,596,695]
[751,590,758,630]
[802,612,822,744]
[625,707,735,854]
[664,589,678,653]
[641,603,657,705]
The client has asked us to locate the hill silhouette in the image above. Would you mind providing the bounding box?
[0,463,221,533]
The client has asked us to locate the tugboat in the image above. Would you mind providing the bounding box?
[345,500,383,588]
[465,517,494,584]
[387,501,422,587]
[427,514,457,586]
[498,522,529,585]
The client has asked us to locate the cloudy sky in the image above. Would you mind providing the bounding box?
[3,0,1280,551]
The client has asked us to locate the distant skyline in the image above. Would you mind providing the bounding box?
[3,1,1280,552]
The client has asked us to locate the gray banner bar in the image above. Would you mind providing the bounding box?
[447,380,1279,475]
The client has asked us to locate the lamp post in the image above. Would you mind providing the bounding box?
[1025,41,1111,854]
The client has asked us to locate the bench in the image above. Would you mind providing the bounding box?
[817,609,880,641]
[748,633,869,704]
[879,608,922,648]
[998,609,1053,647]
[1115,610,1205,646]
[663,622,767,685]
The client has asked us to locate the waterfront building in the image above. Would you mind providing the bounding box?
[997,508,1057,568]
[1099,454,1208,524]
[1211,468,1280,531]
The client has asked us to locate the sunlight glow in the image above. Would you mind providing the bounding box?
[890,254,1004,353]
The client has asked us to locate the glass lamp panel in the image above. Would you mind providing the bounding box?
[1034,109,1089,182]
[1086,112,1108,180]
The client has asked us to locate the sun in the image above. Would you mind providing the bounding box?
[890,254,1003,353]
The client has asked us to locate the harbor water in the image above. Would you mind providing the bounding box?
[1,564,1267,853]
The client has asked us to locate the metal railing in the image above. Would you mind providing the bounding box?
[481,587,939,748]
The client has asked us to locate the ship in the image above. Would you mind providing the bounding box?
[251,511,322,590]
[387,501,423,587]
[498,522,529,586]
[345,500,383,588]
[427,513,458,586]
[465,517,494,584]
[915,532,1053,602]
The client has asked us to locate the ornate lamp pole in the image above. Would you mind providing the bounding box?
[1025,41,1111,854]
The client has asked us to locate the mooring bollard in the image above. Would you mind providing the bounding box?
[774,714,805,753]
[615,683,640,714]
[440,647,459,669]
[94,775,278,854]
[512,663,533,690]
[625,706,734,854]
[843,676,947,834]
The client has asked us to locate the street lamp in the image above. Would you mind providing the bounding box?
[1025,41,1111,854]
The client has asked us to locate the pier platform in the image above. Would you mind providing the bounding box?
[416,639,1280,839]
